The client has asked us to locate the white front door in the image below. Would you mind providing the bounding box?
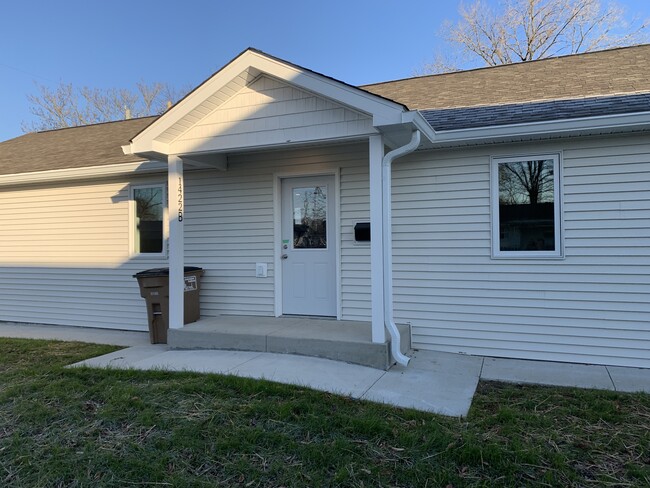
[281,175,337,316]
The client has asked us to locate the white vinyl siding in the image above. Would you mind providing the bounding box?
[156,67,261,144]
[169,76,374,154]
[0,176,167,331]
[392,133,650,368]
[183,142,371,319]
[339,162,372,320]
[0,144,371,331]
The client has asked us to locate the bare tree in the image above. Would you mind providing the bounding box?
[499,160,554,205]
[22,81,189,132]
[135,187,163,221]
[294,186,328,249]
[422,0,648,73]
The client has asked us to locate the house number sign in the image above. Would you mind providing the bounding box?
[177,176,184,222]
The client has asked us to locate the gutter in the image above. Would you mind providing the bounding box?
[427,110,650,146]
[382,130,421,367]
[0,160,167,187]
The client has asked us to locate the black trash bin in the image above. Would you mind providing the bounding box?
[133,266,204,344]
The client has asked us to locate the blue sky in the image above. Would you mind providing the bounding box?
[2,0,650,141]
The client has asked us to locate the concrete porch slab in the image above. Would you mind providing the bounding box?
[168,315,410,370]
[481,357,616,390]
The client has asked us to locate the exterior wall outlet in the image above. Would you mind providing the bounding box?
[255,262,268,278]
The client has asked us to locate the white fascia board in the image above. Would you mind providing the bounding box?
[128,137,171,158]
[373,111,437,149]
[400,111,437,142]
[122,144,169,161]
[431,111,650,145]
[0,160,167,187]
[128,50,406,156]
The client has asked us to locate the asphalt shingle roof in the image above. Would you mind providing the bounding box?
[362,45,650,110]
[0,117,157,176]
[421,93,650,131]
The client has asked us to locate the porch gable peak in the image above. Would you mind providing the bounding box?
[126,49,409,158]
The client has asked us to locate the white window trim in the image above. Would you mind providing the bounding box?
[490,153,563,259]
[129,183,168,258]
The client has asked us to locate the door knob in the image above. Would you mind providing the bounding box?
[281,254,288,260]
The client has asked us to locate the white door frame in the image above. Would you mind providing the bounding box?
[273,169,341,319]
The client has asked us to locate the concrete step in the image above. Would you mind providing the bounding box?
[168,315,411,370]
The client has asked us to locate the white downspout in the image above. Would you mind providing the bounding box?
[382,130,421,366]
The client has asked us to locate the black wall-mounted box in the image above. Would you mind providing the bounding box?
[354,222,370,242]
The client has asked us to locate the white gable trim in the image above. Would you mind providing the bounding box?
[126,49,409,157]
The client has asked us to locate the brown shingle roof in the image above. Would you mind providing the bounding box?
[361,44,650,110]
[0,117,157,176]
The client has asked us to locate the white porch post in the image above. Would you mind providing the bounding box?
[168,155,184,329]
[369,135,386,343]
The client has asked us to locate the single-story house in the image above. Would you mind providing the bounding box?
[1,45,649,369]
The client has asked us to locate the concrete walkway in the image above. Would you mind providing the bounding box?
[71,346,481,416]
[1,323,648,417]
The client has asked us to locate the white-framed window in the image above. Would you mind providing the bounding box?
[490,154,562,258]
[130,184,166,256]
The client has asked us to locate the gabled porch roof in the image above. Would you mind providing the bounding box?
[124,48,432,161]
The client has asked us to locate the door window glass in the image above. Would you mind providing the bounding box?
[292,186,327,249]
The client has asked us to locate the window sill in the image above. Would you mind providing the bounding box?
[491,253,565,260]
[130,253,168,260]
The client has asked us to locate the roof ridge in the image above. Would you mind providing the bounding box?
[34,115,159,135]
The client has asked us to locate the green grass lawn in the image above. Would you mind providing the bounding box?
[0,339,648,487]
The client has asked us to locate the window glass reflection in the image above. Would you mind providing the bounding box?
[293,186,327,249]
[498,159,555,251]
[134,186,163,253]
